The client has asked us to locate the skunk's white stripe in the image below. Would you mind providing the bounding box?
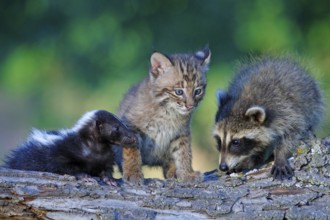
[71,110,98,133]
[28,110,100,147]
[29,128,64,146]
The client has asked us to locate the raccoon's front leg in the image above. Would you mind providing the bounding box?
[122,147,144,184]
[170,135,203,182]
[271,139,294,180]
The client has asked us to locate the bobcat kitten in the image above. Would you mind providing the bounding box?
[213,57,324,180]
[117,48,211,183]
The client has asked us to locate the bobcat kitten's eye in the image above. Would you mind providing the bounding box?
[175,89,184,96]
[194,88,202,96]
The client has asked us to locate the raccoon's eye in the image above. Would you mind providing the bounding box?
[230,139,241,153]
[175,89,184,96]
[231,139,240,147]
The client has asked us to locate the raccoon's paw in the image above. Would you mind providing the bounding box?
[123,170,144,185]
[179,171,203,183]
[271,159,294,180]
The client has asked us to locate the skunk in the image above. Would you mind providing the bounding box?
[4,110,137,185]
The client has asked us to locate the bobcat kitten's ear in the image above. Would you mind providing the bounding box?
[195,48,211,65]
[150,52,173,78]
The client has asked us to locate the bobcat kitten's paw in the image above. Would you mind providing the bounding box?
[123,147,144,184]
[123,170,144,185]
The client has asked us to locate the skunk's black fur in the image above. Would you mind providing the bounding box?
[4,110,137,181]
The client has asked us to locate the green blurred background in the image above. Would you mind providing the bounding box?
[1,0,329,177]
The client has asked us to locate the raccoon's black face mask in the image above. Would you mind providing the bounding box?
[214,106,273,173]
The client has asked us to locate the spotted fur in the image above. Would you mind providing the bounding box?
[116,48,211,183]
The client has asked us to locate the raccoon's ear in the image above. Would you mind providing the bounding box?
[150,52,173,78]
[195,48,211,65]
[216,89,229,107]
[245,106,266,124]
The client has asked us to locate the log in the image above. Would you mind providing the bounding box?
[0,137,329,220]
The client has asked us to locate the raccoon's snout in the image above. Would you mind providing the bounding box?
[219,162,229,172]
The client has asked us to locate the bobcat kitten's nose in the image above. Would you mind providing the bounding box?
[185,105,194,110]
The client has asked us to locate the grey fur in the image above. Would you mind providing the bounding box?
[214,56,324,180]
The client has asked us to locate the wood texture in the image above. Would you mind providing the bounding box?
[0,137,329,219]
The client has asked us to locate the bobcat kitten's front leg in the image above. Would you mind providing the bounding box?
[170,135,203,182]
[162,160,177,179]
[123,147,144,184]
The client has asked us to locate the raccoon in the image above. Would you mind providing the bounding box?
[4,110,137,185]
[213,57,324,180]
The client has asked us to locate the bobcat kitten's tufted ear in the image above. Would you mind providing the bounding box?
[150,52,173,78]
[245,106,266,124]
[195,48,211,65]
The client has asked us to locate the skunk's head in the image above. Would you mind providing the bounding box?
[74,110,137,146]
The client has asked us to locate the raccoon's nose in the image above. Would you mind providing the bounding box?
[219,163,229,172]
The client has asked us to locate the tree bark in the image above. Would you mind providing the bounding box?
[0,137,329,220]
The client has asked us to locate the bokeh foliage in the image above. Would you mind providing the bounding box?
[1,0,329,173]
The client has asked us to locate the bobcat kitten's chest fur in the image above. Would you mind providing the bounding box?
[118,48,211,183]
[139,105,189,165]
